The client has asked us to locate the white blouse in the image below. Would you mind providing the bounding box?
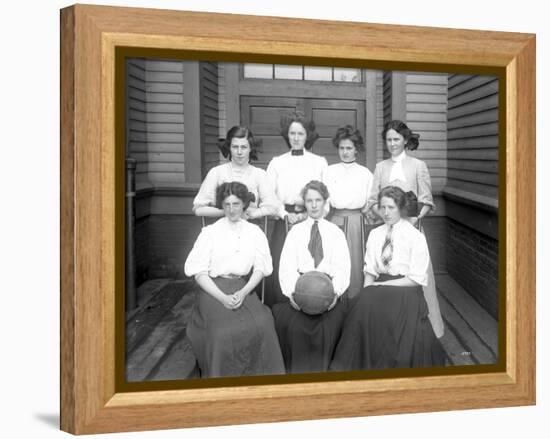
[326,162,373,210]
[279,217,351,297]
[266,150,328,217]
[364,219,429,286]
[193,163,280,215]
[184,218,273,278]
[388,150,408,184]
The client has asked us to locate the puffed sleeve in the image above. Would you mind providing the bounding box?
[364,168,374,208]
[367,162,382,209]
[256,169,283,217]
[416,160,435,211]
[184,226,213,277]
[320,156,329,184]
[252,226,273,277]
[278,227,300,298]
[406,229,430,286]
[329,227,351,296]
[192,167,219,211]
[266,157,287,218]
[364,230,380,279]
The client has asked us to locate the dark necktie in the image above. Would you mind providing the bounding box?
[308,220,324,268]
[291,149,304,156]
[381,225,393,269]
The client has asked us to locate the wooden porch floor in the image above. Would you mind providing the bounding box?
[125,274,498,382]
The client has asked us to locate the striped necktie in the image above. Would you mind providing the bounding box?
[381,225,393,269]
[308,220,324,268]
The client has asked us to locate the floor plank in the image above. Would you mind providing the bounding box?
[126,274,500,381]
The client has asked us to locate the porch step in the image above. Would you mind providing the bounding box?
[126,281,198,382]
[435,274,498,366]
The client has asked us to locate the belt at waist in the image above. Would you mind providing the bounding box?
[210,276,247,295]
[377,274,404,282]
[332,208,362,216]
[284,204,305,213]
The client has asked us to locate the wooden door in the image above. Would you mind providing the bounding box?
[241,96,366,169]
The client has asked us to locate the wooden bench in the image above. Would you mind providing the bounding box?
[125,274,499,381]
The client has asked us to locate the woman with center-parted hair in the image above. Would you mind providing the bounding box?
[265,111,329,308]
[330,186,446,371]
[325,125,373,302]
[366,119,445,338]
[193,125,281,220]
[273,180,350,374]
[184,181,285,378]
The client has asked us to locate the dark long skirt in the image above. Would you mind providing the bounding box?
[187,277,285,378]
[330,276,446,371]
[328,208,364,302]
[264,218,289,308]
[272,301,346,374]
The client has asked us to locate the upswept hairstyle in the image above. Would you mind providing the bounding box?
[332,125,365,151]
[280,111,319,150]
[217,125,262,161]
[300,180,330,202]
[378,186,409,212]
[381,120,420,151]
[215,181,256,210]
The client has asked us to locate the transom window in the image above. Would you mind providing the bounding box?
[243,63,362,83]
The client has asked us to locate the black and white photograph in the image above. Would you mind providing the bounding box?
[124,59,499,382]
[4,0,546,437]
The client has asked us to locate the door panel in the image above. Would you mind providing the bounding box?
[241,96,366,169]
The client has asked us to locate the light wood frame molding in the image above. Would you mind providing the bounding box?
[60,4,535,434]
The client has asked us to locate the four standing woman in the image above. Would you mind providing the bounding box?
[185,115,446,378]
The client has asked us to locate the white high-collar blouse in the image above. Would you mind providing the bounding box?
[364,218,430,286]
[326,162,373,210]
[266,150,328,218]
[184,217,273,279]
[278,217,351,297]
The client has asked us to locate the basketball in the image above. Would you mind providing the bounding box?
[292,271,336,315]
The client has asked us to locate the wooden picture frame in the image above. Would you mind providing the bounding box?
[60,4,535,434]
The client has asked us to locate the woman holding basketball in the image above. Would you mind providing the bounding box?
[273,180,350,374]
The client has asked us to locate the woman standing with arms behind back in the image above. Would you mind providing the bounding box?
[325,125,373,302]
[367,120,445,338]
[265,111,328,307]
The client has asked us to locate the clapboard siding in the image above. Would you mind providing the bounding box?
[127,59,186,189]
[381,71,392,162]
[406,72,448,194]
[446,74,499,201]
[201,62,220,174]
[218,63,227,138]
[375,71,385,165]
[127,59,149,188]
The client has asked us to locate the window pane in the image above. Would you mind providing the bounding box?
[304,66,332,81]
[274,64,303,80]
[243,63,273,79]
[333,68,361,82]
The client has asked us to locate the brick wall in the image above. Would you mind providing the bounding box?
[146,214,203,280]
[135,216,150,285]
[446,218,498,318]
